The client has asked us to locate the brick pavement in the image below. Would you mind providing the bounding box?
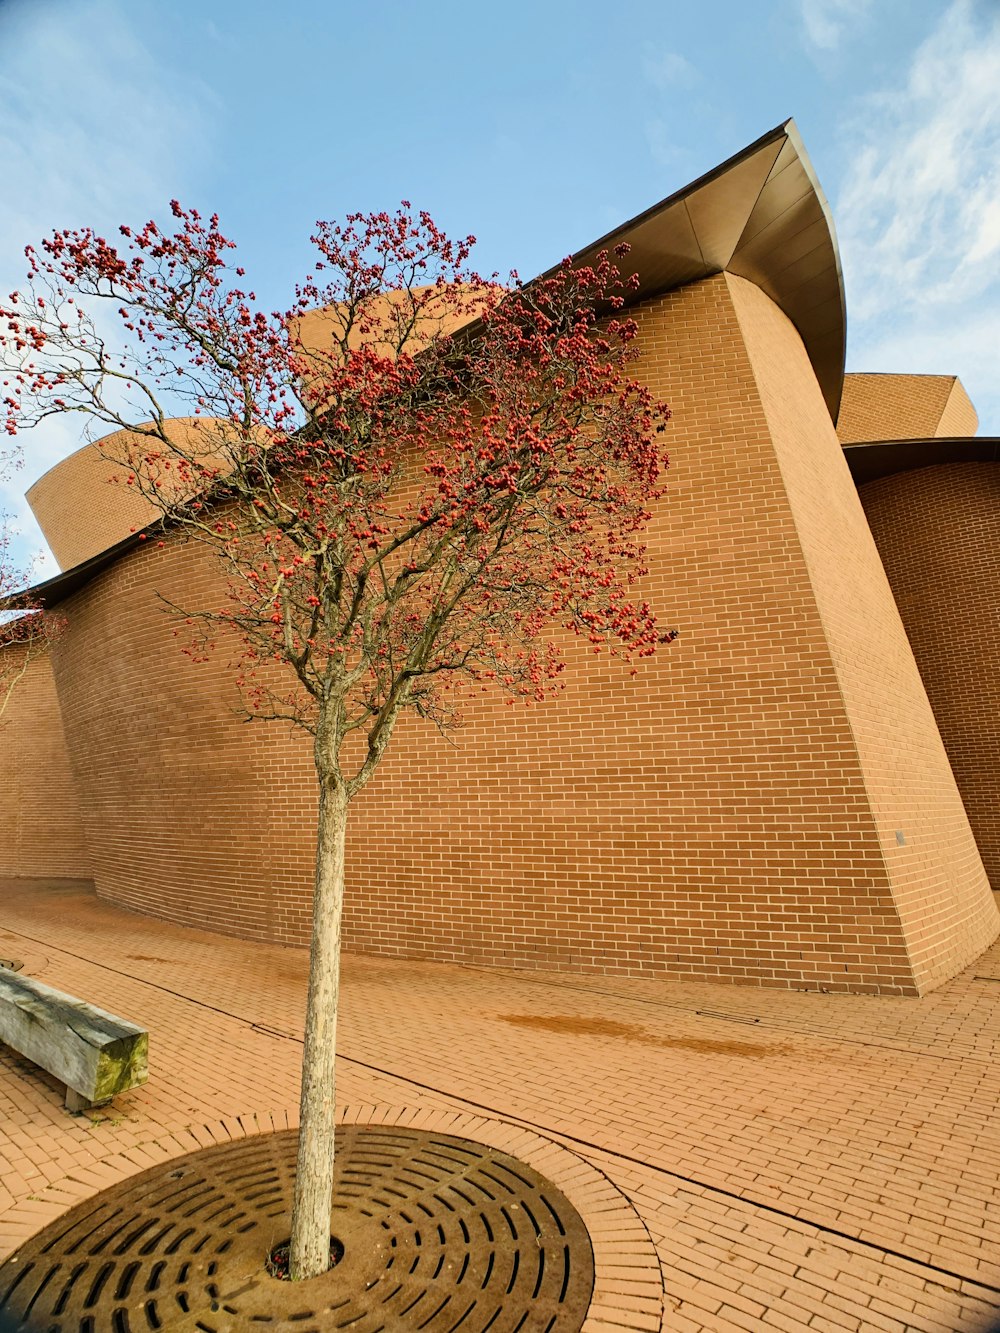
[1,878,999,1332]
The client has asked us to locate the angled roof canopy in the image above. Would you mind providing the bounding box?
[561,119,846,421]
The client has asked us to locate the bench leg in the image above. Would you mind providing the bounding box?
[65,1086,113,1113]
[65,1086,93,1113]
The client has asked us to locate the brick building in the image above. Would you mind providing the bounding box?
[3,121,997,995]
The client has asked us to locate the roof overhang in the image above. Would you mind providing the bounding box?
[844,437,1000,487]
[2,526,149,612]
[558,119,846,421]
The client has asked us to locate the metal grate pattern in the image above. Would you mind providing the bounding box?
[0,1126,595,1332]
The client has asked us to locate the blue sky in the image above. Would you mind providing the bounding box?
[1,0,998,573]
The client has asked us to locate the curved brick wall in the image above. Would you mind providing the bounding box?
[292,288,487,364]
[729,280,996,993]
[860,462,1000,891]
[48,537,317,941]
[43,277,998,994]
[0,644,90,879]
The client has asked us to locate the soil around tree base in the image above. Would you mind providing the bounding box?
[265,1235,344,1281]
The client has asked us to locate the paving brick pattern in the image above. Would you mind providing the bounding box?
[2,879,1000,1331]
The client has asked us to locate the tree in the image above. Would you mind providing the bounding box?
[0,204,673,1279]
[0,444,57,723]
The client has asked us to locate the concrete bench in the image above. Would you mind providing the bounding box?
[0,970,148,1112]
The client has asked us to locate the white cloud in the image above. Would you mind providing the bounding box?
[836,0,1000,433]
[640,49,702,179]
[847,304,1000,399]
[798,0,874,51]
[642,50,699,92]
[0,0,217,576]
[644,118,697,174]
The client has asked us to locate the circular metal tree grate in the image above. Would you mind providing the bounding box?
[0,1126,595,1332]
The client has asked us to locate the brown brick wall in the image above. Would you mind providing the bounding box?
[0,644,91,879]
[729,277,997,993]
[836,373,978,444]
[41,275,998,993]
[860,463,1000,893]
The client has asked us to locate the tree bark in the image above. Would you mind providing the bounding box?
[289,773,349,1281]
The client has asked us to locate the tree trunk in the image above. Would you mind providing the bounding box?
[289,774,349,1281]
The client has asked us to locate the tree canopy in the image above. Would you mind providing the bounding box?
[1,203,674,1278]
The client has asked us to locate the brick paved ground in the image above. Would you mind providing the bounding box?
[2,877,1000,1332]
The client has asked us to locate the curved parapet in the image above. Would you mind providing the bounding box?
[838,374,979,444]
[27,434,157,572]
[292,284,490,363]
[26,294,489,578]
[844,435,1000,486]
[294,124,847,423]
[26,419,228,572]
